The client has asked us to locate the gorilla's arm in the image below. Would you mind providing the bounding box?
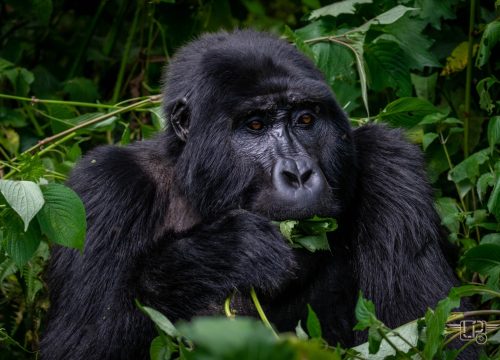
[42,141,295,360]
[352,124,457,331]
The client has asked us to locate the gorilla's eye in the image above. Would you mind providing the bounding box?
[298,113,315,126]
[247,119,265,132]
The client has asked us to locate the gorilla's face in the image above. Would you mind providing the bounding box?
[231,95,341,220]
[166,32,356,221]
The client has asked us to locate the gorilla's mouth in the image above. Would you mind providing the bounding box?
[249,190,340,222]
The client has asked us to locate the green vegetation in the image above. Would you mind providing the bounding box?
[0,0,499,359]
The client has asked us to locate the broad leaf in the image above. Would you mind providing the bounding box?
[353,294,379,330]
[0,180,45,231]
[308,0,372,20]
[306,304,322,339]
[476,20,500,68]
[37,183,86,250]
[137,301,180,338]
[376,17,440,70]
[487,176,500,220]
[449,149,490,184]
[435,197,461,234]
[356,5,417,33]
[462,244,500,277]
[377,97,438,128]
[487,116,500,152]
[353,321,419,359]
[2,217,41,266]
[481,233,500,246]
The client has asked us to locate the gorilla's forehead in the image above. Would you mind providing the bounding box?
[228,83,333,113]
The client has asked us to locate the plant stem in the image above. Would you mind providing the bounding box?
[250,287,279,339]
[224,293,235,318]
[17,95,161,157]
[37,133,77,157]
[0,94,117,109]
[464,0,476,158]
[439,131,468,212]
[111,0,142,103]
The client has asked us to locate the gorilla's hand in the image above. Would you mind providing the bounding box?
[138,209,297,319]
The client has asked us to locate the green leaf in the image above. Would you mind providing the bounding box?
[150,336,172,360]
[310,41,361,112]
[477,172,495,202]
[177,317,276,356]
[2,217,41,266]
[487,176,500,220]
[33,0,53,25]
[353,293,379,330]
[423,295,460,359]
[377,97,439,128]
[0,256,17,290]
[422,132,438,151]
[3,67,35,96]
[149,106,167,131]
[308,0,372,20]
[353,321,419,358]
[306,304,322,339]
[377,17,440,70]
[63,78,99,102]
[411,73,438,103]
[415,0,459,30]
[137,302,180,339]
[279,220,299,242]
[368,326,382,354]
[488,116,500,152]
[364,40,411,96]
[37,183,86,250]
[462,244,500,277]
[476,77,499,114]
[356,5,417,33]
[0,180,45,231]
[449,149,490,184]
[476,20,500,68]
[481,233,500,246]
[294,234,330,252]
[283,26,315,61]
[278,217,336,252]
[295,320,309,340]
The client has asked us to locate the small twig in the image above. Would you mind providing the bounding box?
[250,287,279,339]
[0,93,117,109]
[224,292,235,318]
[18,95,161,157]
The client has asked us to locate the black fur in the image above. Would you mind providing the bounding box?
[41,30,463,359]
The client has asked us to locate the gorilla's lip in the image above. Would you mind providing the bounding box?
[255,206,338,222]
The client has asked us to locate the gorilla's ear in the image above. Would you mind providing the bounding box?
[166,97,190,142]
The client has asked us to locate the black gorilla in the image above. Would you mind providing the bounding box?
[41,30,460,359]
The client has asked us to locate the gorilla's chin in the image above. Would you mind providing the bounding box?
[250,192,340,221]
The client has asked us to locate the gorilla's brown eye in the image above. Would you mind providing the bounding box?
[247,119,264,131]
[298,113,314,125]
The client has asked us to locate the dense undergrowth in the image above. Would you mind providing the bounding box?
[0,0,499,359]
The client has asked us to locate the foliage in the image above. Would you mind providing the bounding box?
[0,0,499,359]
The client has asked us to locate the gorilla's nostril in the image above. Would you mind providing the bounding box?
[282,170,300,187]
[301,169,313,184]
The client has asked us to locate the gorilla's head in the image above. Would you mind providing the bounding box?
[163,30,356,221]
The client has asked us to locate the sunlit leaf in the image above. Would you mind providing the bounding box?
[0,180,45,231]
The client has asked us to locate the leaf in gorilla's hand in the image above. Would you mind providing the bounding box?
[278,216,337,252]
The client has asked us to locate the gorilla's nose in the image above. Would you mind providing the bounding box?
[273,157,326,199]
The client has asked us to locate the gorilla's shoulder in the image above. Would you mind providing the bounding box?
[67,134,174,206]
[353,123,425,171]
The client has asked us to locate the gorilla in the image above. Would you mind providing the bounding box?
[41,30,461,359]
